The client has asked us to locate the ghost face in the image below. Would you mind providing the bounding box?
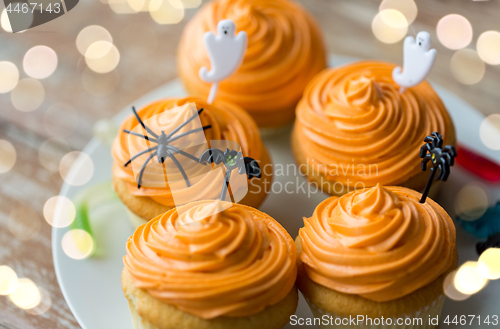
[217,19,236,36]
[416,31,431,50]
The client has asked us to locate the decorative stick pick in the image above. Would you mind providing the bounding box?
[419,132,457,203]
[199,148,261,201]
[199,19,248,104]
[393,31,437,93]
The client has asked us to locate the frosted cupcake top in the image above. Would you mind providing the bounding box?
[177,0,326,125]
[298,185,456,302]
[124,200,297,319]
[295,61,455,187]
[112,97,263,206]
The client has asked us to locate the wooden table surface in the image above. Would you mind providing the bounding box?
[0,0,498,328]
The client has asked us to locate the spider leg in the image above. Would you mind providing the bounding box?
[167,145,199,162]
[439,158,450,181]
[124,146,158,167]
[168,125,212,143]
[131,106,158,138]
[423,135,433,143]
[137,151,158,189]
[442,152,453,167]
[166,150,191,187]
[421,154,431,171]
[420,144,431,158]
[123,129,158,143]
[432,132,443,148]
[166,108,207,139]
[443,145,457,165]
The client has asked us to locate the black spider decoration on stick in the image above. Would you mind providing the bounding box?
[199,148,261,201]
[123,106,211,189]
[419,131,457,203]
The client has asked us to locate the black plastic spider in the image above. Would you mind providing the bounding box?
[199,148,261,201]
[419,131,457,203]
[123,106,211,189]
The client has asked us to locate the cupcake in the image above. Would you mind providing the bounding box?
[122,200,298,329]
[293,61,456,197]
[296,185,458,328]
[112,97,272,227]
[177,0,326,130]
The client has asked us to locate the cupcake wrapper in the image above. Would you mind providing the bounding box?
[303,295,444,329]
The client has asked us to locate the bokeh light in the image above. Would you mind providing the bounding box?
[108,0,136,14]
[454,183,490,221]
[379,0,417,25]
[11,78,45,112]
[23,46,58,79]
[478,248,500,280]
[179,0,201,8]
[59,151,94,186]
[454,261,489,295]
[437,14,473,50]
[25,287,51,315]
[443,270,470,301]
[62,229,95,260]
[8,206,42,241]
[8,278,41,310]
[43,196,76,228]
[1,9,12,32]
[0,140,16,174]
[372,10,408,44]
[81,68,120,96]
[0,61,19,93]
[128,0,146,12]
[450,49,485,85]
[0,266,18,296]
[38,138,72,172]
[85,41,120,74]
[76,25,113,56]
[149,0,185,25]
[480,114,500,150]
[43,103,79,137]
[477,31,500,65]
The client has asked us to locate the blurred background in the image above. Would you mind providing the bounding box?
[0,0,499,328]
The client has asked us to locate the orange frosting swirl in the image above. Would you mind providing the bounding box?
[299,185,456,302]
[295,61,455,187]
[177,0,326,126]
[124,200,297,319]
[112,97,263,206]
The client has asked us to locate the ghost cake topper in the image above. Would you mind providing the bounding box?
[419,132,457,203]
[199,147,261,202]
[392,31,437,93]
[199,19,248,104]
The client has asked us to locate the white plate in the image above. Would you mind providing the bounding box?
[53,56,500,329]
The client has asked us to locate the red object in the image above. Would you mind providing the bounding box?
[456,145,500,183]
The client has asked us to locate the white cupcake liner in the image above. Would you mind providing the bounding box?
[303,295,444,329]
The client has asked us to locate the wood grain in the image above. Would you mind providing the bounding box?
[0,0,498,328]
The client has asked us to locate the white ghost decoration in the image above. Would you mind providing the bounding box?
[392,31,437,93]
[199,19,248,104]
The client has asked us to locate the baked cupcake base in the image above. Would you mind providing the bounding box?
[113,146,273,227]
[122,268,298,329]
[291,127,442,198]
[295,238,458,329]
